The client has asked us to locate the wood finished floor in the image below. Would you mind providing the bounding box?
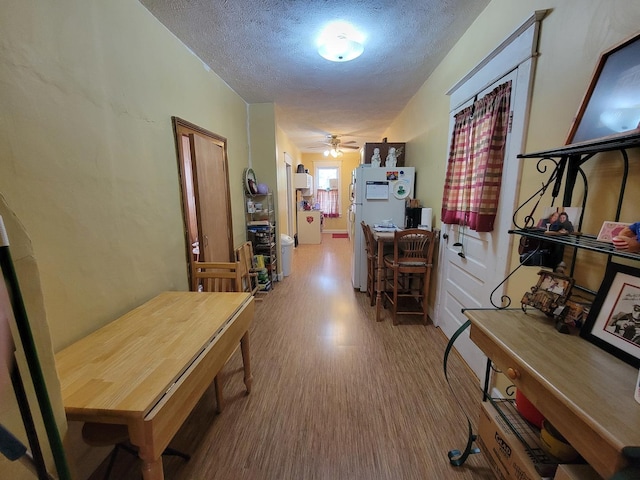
[88,234,494,480]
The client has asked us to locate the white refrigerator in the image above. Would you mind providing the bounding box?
[350,165,415,291]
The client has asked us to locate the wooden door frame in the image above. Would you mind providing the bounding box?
[172,117,234,288]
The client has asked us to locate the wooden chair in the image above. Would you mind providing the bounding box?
[382,229,437,325]
[362,222,394,307]
[235,241,260,299]
[81,422,189,480]
[192,259,248,412]
[192,261,242,293]
[361,222,377,305]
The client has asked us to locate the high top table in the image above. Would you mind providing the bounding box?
[55,291,254,480]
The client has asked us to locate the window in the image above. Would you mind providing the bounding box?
[315,162,341,217]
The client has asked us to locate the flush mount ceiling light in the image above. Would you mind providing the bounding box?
[317,22,365,62]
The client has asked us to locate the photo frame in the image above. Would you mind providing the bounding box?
[521,270,574,317]
[581,262,640,368]
[535,206,582,234]
[597,221,631,243]
[566,32,640,145]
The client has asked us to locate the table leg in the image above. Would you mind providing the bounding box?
[134,441,163,480]
[140,457,164,480]
[240,331,252,394]
[129,422,165,480]
[375,238,385,321]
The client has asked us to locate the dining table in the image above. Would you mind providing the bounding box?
[55,291,254,480]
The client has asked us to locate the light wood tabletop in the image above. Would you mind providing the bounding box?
[55,291,254,480]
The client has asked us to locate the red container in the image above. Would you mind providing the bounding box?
[515,389,544,428]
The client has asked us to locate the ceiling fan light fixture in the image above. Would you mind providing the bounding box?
[317,22,364,62]
[323,147,343,157]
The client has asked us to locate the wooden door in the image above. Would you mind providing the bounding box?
[173,118,234,289]
[190,133,232,262]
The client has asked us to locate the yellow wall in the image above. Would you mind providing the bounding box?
[385,0,640,298]
[301,151,360,232]
[275,124,302,239]
[2,0,640,478]
[0,1,253,477]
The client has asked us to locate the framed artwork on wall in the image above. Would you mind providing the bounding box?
[566,32,640,145]
[581,262,640,368]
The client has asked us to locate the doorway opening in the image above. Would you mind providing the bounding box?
[172,117,234,289]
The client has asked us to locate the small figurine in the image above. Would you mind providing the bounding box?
[371,148,381,167]
[386,147,397,167]
[612,222,640,253]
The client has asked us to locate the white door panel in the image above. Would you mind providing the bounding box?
[436,68,525,386]
[435,13,543,389]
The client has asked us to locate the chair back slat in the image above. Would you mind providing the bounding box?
[193,261,243,292]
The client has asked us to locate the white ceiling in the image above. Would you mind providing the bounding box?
[139,0,490,152]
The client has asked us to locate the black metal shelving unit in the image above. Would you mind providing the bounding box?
[447,132,640,473]
[245,192,277,290]
[510,132,640,284]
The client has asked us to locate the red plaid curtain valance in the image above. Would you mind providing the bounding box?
[441,81,512,232]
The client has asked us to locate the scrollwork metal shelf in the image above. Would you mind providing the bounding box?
[446,132,640,470]
[511,229,640,261]
[517,131,640,158]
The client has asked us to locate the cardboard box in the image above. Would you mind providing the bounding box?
[477,400,556,480]
[554,464,602,480]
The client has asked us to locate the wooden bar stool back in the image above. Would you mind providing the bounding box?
[382,229,437,325]
[361,222,377,305]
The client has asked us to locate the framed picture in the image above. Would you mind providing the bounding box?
[566,32,640,145]
[597,221,631,243]
[535,206,582,234]
[522,270,574,316]
[581,262,640,368]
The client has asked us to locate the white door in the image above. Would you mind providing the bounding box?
[434,11,544,383]
[436,71,520,383]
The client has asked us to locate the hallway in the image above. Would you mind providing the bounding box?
[89,234,493,479]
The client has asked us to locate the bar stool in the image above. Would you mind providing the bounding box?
[382,229,437,325]
[361,222,377,304]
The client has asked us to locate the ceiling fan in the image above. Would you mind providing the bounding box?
[320,134,359,157]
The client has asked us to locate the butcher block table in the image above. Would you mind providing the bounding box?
[55,291,254,480]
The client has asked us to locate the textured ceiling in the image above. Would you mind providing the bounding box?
[139,0,490,152]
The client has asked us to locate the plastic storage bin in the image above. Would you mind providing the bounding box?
[280,234,294,277]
